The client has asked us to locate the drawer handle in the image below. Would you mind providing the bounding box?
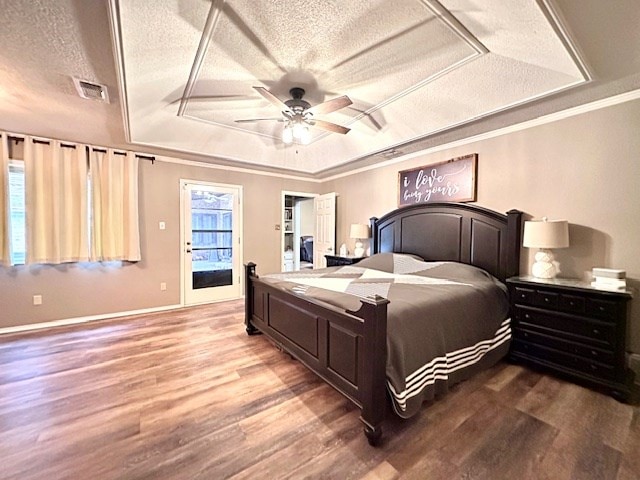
[545,298,550,302]
[525,314,531,319]
[590,364,598,371]
[569,301,575,306]
[591,350,598,356]
[521,294,526,299]
[523,332,529,337]
[593,329,600,335]
[599,306,606,311]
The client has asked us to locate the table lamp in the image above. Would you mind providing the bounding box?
[523,217,569,279]
[350,224,369,258]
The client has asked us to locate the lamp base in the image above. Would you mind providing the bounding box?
[354,241,364,258]
[531,250,558,279]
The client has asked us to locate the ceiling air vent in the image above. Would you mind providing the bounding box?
[72,77,109,103]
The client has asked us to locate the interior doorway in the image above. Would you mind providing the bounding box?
[313,192,337,269]
[281,191,317,272]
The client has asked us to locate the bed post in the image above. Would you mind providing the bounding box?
[244,262,259,336]
[505,210,523,279]
[370,217,379,254]
[355,294,390,446]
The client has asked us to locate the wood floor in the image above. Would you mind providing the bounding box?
[0,300,638,480]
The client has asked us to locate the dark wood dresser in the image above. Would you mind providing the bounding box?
[325,255,364,267]
[506,276,634,401]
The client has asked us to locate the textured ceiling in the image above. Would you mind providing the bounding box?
[1,0,640,177]
[115,0,588,173]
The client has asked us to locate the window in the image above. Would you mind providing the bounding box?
[2,139,141,266]
[8,161,25,265]
[6,157,90,266]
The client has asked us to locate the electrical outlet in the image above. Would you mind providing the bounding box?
[159,221,166,230]
[33,295,42,306]
[160,282,167,291]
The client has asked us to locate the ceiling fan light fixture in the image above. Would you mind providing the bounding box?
[299,126,311,145]
[292,121,306,140]
[282,125,294,144]
[241,86,351,144]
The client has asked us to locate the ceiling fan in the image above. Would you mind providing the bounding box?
[235,87,353,144]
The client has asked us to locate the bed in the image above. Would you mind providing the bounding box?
[244,202,523,445]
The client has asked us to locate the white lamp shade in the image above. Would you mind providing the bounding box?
[350,223,369,239]
[523,218,569,249]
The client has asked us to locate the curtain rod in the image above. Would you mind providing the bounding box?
[135,153,156,164]
[3,131,155,164]
[32,139,76,149]
[89,147,155,164]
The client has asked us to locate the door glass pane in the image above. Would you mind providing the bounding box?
[191,190,233,289]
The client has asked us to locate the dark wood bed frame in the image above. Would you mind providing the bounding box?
[245,202,522,445]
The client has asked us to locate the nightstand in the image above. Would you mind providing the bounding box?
[506,276,634,402]
[325,255,364,267]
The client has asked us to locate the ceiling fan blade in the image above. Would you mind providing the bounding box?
[306,95,353,116]
[235,118,285,123]
[253,87,292,114]
[310,119,350,135]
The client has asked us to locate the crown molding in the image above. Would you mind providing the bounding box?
[320,87,640,181]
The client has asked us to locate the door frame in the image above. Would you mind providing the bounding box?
[281,191,318,271]
[180,179,244,306]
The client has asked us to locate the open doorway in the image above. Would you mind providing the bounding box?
[282,191,317,272]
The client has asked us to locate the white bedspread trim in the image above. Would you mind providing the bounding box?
[387,318,511,411]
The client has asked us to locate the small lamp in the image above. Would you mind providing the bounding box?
[523,217,569,279]
[350,224,369,258]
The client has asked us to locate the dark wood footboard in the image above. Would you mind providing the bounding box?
[244,262,389,445]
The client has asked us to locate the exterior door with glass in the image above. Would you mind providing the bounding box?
[182,181,242,305]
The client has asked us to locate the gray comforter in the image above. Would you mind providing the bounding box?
[262,253,511,418]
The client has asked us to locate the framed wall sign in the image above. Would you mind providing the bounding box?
[398,154,477,206]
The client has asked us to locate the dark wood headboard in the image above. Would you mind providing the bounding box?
[370,203,522,282]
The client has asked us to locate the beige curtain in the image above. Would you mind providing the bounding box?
[89,148,141,262]
[0,134,10,266]
[25,139,89,264]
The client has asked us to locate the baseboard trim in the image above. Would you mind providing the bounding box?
[0,304,183,336]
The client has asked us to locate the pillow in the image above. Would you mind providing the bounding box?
[356,252,424,273]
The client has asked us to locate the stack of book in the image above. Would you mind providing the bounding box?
[591,267,626,291]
